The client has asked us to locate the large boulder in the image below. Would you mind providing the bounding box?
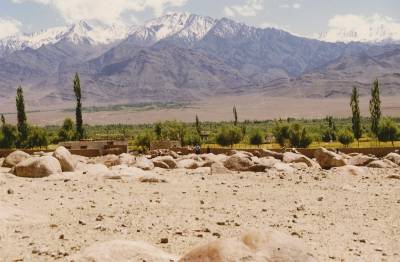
[256,157,281,168]
[314,148,347,169]
[273,162,295,174]
[347,154,377,166]
[283,152,319,168]
[367,159,398,168]
[258,149,284,160]
[152,156,177,169]
[180,229,317,262]
[99,154,120,167]
[53,146,76,172]
[224,155,253,171]
[177,159,201,169]
[14,156,62,178]
[73,240,178,262]
[149,149,179,159]
[134,157,154,171]
[200,153,228,164]
[118,153,136,166]
[78,163,113,177]
[384,152,400,165]
[211,162,231,175]
[2,150,31,168]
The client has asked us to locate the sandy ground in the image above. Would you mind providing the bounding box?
[1,95,400,125]
[1,167,399,261]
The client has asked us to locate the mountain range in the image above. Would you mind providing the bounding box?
[0,12,399,107]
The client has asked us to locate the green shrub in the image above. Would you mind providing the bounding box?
[184,131,202,146]
[249,128,265,147]
[377,118,398,146]
[58,118,75,142]
[0,124,18,149]
[215,125,242,147]
[273,122,290,147]
[27,127,49,148]
[289,124,313,148]
[338,129,354,147]
[135,130,155,150]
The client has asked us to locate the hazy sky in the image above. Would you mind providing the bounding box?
[1,0,400,40]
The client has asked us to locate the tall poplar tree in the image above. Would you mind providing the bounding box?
[369,79,381,138]
[73,73,84,140]
[195,115,201,135]
[233,106,238,126]
[350,86,362,146]
[16,86,28,146]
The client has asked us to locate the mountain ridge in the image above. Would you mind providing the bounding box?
[0,12,399,107]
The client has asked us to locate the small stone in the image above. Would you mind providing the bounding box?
[160,238,168,244]
[212,232,221,238]
[317,197,323,201]
[7,189,14,194]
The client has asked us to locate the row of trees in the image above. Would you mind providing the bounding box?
[0,73,84,149]
[1,77,399,150]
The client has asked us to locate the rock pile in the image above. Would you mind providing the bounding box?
[1,147,399,179]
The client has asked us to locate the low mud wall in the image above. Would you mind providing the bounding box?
[173,147,400,158]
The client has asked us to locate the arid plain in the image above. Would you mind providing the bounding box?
[1,95,400,125]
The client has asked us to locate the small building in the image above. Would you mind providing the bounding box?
[59,140,128,155]
[200,130,211,142]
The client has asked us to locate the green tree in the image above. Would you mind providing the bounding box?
[215,125,242,147]
[135,130,155,150]
[195,115,201,135]
[338,129,354,147]
[154,122,162,139]
[369,79,381,138]
[273,122,290,147]
[27,127,49,148]
[184,131,202,146]
[58,118,75,142]
[350,87,362,146]
[1,114,5,126]
[249,128,264,147]
[377,118,398,146]
[233,106,238,126]
[0,124,17,149]
[73,73,84,140]
[16,86,29,147]
[289,124,313,148]
[321,116,337,142]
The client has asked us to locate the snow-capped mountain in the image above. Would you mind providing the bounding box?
[124,12,216,47]
[0,12,399,106]
[0,20,129,55]
[318,26,400,43]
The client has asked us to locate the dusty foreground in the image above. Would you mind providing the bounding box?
[0,149,400,261]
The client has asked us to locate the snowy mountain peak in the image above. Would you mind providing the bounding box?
[0,20,128,55]
[318,25,400,44]
[127,12,217,45]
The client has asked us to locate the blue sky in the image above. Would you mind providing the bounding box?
[1,0,400,40]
